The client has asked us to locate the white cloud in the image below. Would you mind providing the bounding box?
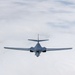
[0,0,75,75]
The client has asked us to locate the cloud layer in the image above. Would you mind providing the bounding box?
[0,0,75,75]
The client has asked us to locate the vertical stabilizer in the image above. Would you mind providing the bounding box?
[28,34,49,42]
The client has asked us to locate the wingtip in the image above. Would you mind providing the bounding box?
[4,47,6,49]
[4,47,8,49]
[70,48,73,49]
[68,47,73,50]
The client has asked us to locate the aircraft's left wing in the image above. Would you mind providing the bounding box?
[4,47,30,51]
[46,48,72,51]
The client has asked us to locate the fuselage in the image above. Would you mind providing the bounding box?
[34,43,42,57]
[33,42,45,57]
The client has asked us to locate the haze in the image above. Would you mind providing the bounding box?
[0,0,75,75]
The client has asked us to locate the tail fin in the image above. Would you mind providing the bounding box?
[28,34,49,43]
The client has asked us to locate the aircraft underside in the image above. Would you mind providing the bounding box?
[35,51,41,57]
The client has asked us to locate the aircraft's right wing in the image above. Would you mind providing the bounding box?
[46,48,72,51]
[4,47,30,51]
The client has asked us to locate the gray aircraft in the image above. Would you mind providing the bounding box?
[4,35,72,57]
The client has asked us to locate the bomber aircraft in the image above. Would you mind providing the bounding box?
[4,35,72,57]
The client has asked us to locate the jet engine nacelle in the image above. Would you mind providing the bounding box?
[42,47,46,52]
[30,50,34,52]
[30,47,34,52]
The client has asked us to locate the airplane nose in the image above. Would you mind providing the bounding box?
[35,51,40,57]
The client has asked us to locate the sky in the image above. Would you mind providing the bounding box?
[0,0,75,75]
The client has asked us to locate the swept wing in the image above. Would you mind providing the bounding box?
[46,48,72,51]
[4,47,30,51]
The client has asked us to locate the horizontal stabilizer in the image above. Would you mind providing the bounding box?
[28,39,49,42]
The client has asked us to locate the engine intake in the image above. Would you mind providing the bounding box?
[30,47,34,52]
[42,47,46,52]
[42,50,46,52]
[30,50,34,52]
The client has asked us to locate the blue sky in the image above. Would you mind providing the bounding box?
[0,0,75,75]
